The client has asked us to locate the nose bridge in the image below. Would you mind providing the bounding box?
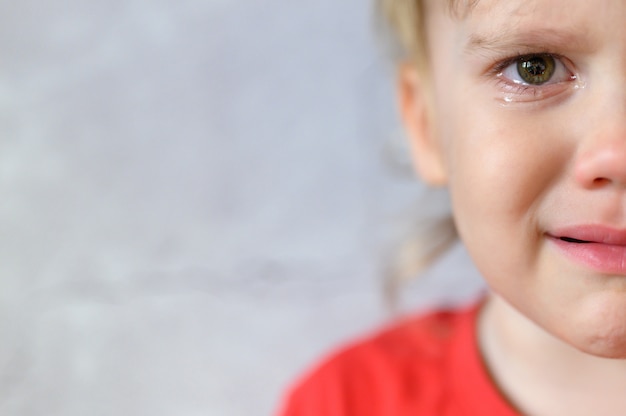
[574,83,626,188]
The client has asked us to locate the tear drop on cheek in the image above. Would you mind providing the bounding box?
[573,77,586,90]
[498,92,518,105]
[499,89,543,105]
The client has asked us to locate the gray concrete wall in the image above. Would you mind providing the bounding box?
[0,1,483,415]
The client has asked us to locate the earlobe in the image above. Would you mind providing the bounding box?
[398,64,448,186]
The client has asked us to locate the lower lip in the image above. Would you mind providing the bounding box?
[549,237,626,275]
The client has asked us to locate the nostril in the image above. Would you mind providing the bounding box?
[592,177,610,187]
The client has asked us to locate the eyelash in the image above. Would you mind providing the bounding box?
[488,53,578,102]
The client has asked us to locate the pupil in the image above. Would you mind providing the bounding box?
[517,55,555,85]
[521,58,547,76]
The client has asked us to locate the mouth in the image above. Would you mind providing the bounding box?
[550,225,626,246]
[549,226,626,274]
[558,236,592,244]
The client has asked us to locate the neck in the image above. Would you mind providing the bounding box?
[479,294,626,416]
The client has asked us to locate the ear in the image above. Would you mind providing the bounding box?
[398,64,448,186]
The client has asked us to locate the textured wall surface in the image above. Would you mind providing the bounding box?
[0,1,484,415]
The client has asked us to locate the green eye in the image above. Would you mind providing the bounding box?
[517,55,556,85]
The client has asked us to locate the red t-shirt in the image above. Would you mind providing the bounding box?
[278,303,520,415]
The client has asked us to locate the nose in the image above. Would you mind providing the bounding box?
[575,136,626,188]
[574,90,626,189]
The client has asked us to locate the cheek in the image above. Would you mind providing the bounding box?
[446,107,573,221]
[441,105,575,274]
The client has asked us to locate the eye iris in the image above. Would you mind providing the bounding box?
[517,55,556,85]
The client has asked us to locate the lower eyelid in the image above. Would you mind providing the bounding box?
[494,77,575,103]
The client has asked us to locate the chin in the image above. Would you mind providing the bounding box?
[576,344,626,359]
[568,317,626,359]
[575,334,626,359]
[561,292,626,359]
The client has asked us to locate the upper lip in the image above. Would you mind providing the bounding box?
[548,225,626,245]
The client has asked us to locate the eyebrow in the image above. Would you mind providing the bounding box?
[465,27,590,56]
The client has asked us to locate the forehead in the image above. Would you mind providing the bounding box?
[454,0,615,21]
[469,0,561,17]
[443,0,618,49]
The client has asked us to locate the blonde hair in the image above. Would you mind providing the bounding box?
[377,0,467,305]
[377,0,426,63]
[377,0,479,62]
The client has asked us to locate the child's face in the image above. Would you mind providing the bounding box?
[402,0,626,357]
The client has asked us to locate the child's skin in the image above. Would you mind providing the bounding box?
[400,0,626,414]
